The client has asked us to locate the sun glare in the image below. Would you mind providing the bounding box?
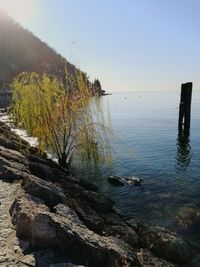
[0,0,35,23]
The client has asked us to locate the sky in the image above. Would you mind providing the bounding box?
[0,0,200,92]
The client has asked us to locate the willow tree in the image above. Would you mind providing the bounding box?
[11,71,112,168]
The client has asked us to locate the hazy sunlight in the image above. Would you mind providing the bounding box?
[0,0,34,23]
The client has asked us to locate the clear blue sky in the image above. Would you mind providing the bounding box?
[1,0,200,92]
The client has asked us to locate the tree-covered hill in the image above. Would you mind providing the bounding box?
[0,9,104,95]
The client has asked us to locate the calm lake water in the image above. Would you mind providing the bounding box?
[85,91,200,231]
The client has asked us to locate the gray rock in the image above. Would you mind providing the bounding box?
[0,145,27,165]
[0,162,34,183]
[72,202,105,233]
[9,193,49,238]
[79,178,98,192]
[0,130,30,152]
[31,212,57,247]
[0,145,30,181]
[55,204,83,225]
[101,212,139,248]
[82,190,114,213]
[136,249,178,267]
[30,208,140,267]
[108,175,143,186]
[0,165,24,181]
[29,162,62,182]
[107,225,139,248]
[55,180,105,233]
[22,248,54,266]
[9,194,140,267]
[23,174,66,207]
[107,175,127,186]
[28,154,59,169]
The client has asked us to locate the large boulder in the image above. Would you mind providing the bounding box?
[9,193,49,238]
[55,204,83,224]
[10,196,140,267]
[0,165,26,181]
[0,146,30,181]
[135,221,191,264]
[29,162,62,182]
[102,212,139,248]
[23,174,66,207]
[30,205,140,267]
[0,155,28,174]
[0,130,30,152]
[0,145,27,165]
[0,134,22,151]
[28,154,60,169]
[71,201,105,233]
[51,179,106,233]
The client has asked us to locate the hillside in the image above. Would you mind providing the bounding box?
[0,9,104,95]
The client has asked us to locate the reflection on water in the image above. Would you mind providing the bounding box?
[78,92,200,266]
[176,130,191,170]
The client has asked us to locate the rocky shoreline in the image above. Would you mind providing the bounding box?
[0,120,199,266]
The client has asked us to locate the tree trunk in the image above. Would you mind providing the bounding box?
[58,154,68,168]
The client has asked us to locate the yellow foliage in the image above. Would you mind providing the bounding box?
[11,70,113,168]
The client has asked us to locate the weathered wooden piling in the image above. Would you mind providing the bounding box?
[176,130,191,169]
[178,82,192,133]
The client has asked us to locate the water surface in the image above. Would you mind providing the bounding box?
[86,91,200,229]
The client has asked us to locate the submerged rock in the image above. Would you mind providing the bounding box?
[135,221,191,264]
[107,175,127,186]
[167,204,200,238]
[107,175,143,186]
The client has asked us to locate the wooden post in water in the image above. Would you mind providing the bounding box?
[178,82,192,133]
